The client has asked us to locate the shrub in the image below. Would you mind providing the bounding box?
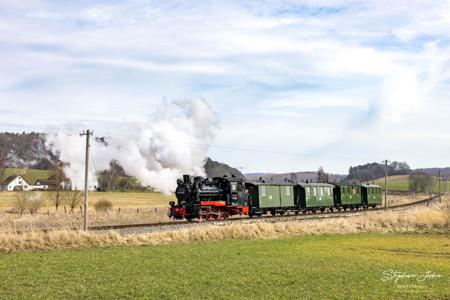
[15,191,31,215]
[28,192,45,214]
[66,190,83,213]
[15,192,45,215]
[94,199,113,214]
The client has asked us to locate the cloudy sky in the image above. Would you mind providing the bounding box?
[0,0,449,174]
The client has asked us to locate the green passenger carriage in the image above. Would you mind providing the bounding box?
[361,184,382,208]
[297,183,335,212]
[247,183,296,216]
[333,184,362,210]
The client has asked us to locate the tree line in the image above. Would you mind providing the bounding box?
[348,161,411,181]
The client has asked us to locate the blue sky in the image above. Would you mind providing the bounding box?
[0,0,449,174]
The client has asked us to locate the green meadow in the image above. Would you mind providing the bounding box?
[0,233,448,299]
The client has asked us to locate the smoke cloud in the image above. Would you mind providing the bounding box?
[46,98,218,193]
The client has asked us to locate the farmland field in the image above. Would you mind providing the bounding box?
[0,233,448,299]
[375,174,450,192]
[0,191,175,209]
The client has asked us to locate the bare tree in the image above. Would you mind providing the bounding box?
[317,166,329,183]
[49,161,66,210]
[28,192,44,214]
[50,190,65,211]
[290,172,297,183]
[0,140,9,182]
[409,173,435,195]
[15,191,31,215]
[66,190,83,213]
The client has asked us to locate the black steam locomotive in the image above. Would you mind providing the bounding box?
[168,175,249,220]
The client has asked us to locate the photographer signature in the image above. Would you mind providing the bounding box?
[381,269,443,283]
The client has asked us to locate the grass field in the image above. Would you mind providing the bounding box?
[375,175,450,192]
[0,233,448,299]
[1,168,53,183]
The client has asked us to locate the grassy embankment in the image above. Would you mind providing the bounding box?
[0,233,448,299]
[1,197,448,252]
[375,174,450,192]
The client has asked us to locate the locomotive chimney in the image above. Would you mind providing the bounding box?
[183,174,191,184]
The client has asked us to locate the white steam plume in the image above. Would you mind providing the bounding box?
[46,98,218,193]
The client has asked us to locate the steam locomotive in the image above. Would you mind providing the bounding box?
[168,175,249,220]
[168,175,382,221]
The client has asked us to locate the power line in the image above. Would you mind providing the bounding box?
[89,147,99,176]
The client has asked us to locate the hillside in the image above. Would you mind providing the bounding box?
[204,157,245,179]
[0,168,53,184]
[0,132,55,169]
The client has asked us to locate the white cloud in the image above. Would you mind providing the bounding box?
[0,0,449,173]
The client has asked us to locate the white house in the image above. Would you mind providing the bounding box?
[1,175,32,191]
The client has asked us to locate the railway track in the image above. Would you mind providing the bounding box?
[7,194,443,235]
[88,194,444,236]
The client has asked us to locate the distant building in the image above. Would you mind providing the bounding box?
[35,179,58,190]
[1,175,32,191]
[1,175,66,191]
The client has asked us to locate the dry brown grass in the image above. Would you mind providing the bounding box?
[384,193,429,205]
[0,207,169,231]
[1,196,448,253]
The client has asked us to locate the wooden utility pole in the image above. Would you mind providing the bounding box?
[80,129,93,231]
[438,169,441,202]
[382,159,389,208]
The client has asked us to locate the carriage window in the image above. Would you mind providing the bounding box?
[318,187,323,196]
[260,186,266,196]
[312,188,317,197]
[324,188,330,196]
[231,183,237,192]
[306,187,310,196]
[286,186,291,196]
[237,182,244,192]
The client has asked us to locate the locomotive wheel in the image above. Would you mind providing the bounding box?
[320,208,325,213]
[270,210,276,216]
